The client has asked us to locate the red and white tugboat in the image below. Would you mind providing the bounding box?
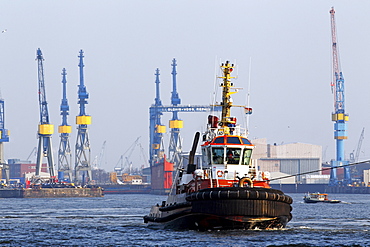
[144,61,293,230]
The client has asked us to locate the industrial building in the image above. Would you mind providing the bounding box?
[3,159,48,184]
[251,138,323,184]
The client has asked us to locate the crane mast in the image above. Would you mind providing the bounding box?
[149,68,165,166]
[35,48,55,178]
[329,7,351,186]
[58,68,72,182]
[168,58,183,165]
[74,50,92,184]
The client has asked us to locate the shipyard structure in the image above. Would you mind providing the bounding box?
[0,49,103,198]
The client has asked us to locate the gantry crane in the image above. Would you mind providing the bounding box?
[74,50,92,184]
[149,59,221,188]
[58,68,72,182]
[0,96,9,184]
[35,48,55,178]
[329,7,351,186]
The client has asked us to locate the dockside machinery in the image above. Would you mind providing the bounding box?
[58,68,73,182]
[329,7,351,186]
[35,48,55,178]
[74,50,92,184]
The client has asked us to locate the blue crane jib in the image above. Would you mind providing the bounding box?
[35,48,55,177]
[36,48,51,126]
[171,58,181,106]
[60,68,70,127]
[75,50,91,126]
[77,50,89,117]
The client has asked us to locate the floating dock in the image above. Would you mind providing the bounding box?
[0,187,104,198]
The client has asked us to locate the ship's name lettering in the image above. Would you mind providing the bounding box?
[164,107,209,112]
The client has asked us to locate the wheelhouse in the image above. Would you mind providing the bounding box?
[201,135,254,180]
[202,135,253,166]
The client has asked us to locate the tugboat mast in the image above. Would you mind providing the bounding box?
[216,61,241,136]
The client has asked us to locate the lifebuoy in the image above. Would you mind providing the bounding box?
[217,131,224,135]
[238,177,253,188]
[217,170,224,177]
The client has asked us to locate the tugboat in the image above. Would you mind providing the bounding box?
[303,192,341,203]
[144,61,293,230]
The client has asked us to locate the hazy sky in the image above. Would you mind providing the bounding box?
[1,1,369,172]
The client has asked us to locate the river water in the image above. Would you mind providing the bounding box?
[0,193,369,246]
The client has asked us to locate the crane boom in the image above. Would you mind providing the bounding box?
[37,49,50,125]
[35,48,55,178]
[330,7,340,82]
[354,128,365,162]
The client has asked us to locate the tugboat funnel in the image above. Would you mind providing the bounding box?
[187,132,200,174]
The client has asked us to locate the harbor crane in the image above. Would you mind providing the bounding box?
[35,48,55,178]
[0,96,10,184]
[149,68,165,167]
[58,68,72,182]
[93,140,106,169]
[26,147,37,162]
[114,137,141,175]
[350,127,364,163]
[329,7,351,186]
[74,50,92,184]
[149,58,221,171]
[168,59,183,167]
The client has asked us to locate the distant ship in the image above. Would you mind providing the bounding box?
[303,192,340,203]
[144,61,293,230]
[100,173,151,194]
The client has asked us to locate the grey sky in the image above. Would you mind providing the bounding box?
[0,1,368,172]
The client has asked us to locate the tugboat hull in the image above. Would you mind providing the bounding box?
[144,188,292,230]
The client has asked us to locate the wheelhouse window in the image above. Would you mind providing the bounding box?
[227,137,241,144]
[226,148,241,164]
[241,137,251,145]
[213,137,224,144]
[203,147,212,165]
[212,147,224,164]
[242,149,252,165]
